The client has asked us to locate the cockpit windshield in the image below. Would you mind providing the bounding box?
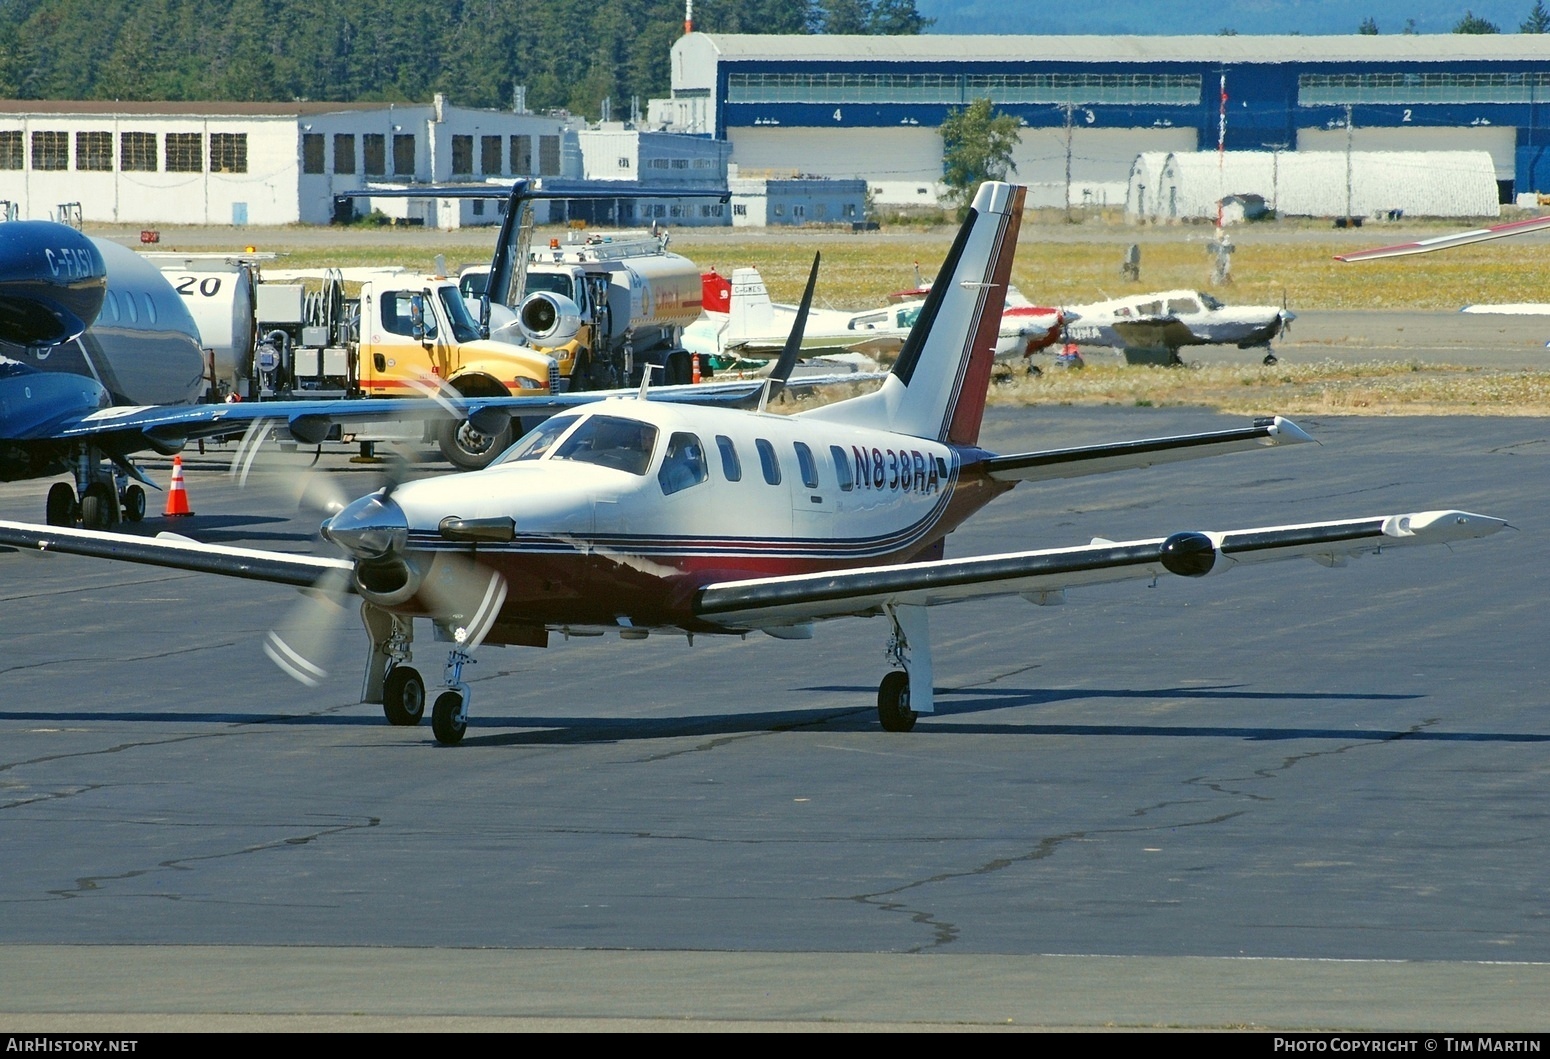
[495,414,582,465]
[552,414,659,475]
[521,273,576,301]
[1199,292,1226,311]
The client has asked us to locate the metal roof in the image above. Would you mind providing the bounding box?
[0,100,399,118]
[690,32,1550,64]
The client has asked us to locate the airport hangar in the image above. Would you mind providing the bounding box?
[666,32,1550,208]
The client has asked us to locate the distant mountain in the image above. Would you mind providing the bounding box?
[916,0,1542,35]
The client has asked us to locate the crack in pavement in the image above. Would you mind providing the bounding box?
[44,814,380,901]
[1188,718,1441,801]
[0,640,241,676]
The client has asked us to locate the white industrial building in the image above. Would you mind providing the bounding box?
[1126,150,1501,222]
[0,96,577,227]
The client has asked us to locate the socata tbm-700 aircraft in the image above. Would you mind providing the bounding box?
[0,182,1506,745]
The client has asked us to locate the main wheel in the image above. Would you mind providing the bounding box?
[122,484,146,523]
[79,482,119,530]
[45,483,77,526]
[877,670,917,733]
[1263,352,1279,366]
[432,690,467,745]
[437,416,512,470]
[382,665,426,726]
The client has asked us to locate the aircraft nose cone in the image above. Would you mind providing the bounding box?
[321,492,409,560]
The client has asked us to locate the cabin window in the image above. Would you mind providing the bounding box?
[553,415,659,476]
[332,134,355,175]
[142,293,157,324]
[510,135,532,174]
[363,134,386,176]
[0,131,21,169]
[393,134,415,176]
[481,135,502,175]
[1167,297,1200,315]
[658,432,709,496]
[716,435,741,481]
[497,415,581,464]
[756,438,781,485]
[31,131,67,170]
[794,442,819,489]
[165,133,202,173]
[211,133,247,173]
[451,134,473,175]
[830,446,854,491]
[75,132,111,171]
[1136,300,1162,316]
[302,133,325,174]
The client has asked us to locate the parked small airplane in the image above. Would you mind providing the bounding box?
[683,266,1061,366]
[0,183,1503,747]
[0,219,773,530]
[1060,289,1293,365]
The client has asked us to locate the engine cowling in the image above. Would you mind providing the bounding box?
[518,291,582,346]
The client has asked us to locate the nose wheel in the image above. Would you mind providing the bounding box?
[432,687,469,745]
[877,670,917,732]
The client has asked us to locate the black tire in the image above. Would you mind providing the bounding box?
[1263,352,1278,366]
[45,483,77,526]
[437,416,512,471]
[79,482,119,530]
[122,484,146,523]
[382,666,426,726]
[432,690,467,745]
[877,670,917,733]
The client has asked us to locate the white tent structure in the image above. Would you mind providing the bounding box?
[1124,152,1175,220]
[1128,150,1499,222]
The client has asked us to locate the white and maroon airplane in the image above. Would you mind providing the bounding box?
[0,182,1506,745]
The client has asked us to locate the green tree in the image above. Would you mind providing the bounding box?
[1455,10,1502,31]
[821,0,873,33]
[940,98,1020,212]
[1358,16,1379,33]
[870,0,932,32]
[1522,1,1550,31]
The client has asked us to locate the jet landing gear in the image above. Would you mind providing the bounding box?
[878,603,933,733]
[46,450,147,529]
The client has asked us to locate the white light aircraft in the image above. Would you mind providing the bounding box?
[0,183,1504,746]
[1061,289,1293,365]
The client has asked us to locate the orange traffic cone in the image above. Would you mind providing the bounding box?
[691,353,701,384]
[163,454,194,517]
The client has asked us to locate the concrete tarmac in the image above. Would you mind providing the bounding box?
[1,400,1547,1030]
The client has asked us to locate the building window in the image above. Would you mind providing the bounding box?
[844,203,856,217]
[671,158,689,170]
[538,134,560,175]
[165,132,202,173]
[618,156,632,169]
[302,132,324,174]
[699,204,723,218]
[0,131,21,169]
[332,133,354,174]
[363,133,385,175]
[694,157,714,168]
[75,131,112,171]
[1299,71,1550,105]
[393,134,415,176]
[451,134,473,175]
[727,70,1201,106]
[648,157,669,169]
[481,135,502,175]
[792,204,806,218]
[510,134,532,173]
[732,203,747,216]
[120,132,156,171]
[31,131,68,170]
[211,133,247,173]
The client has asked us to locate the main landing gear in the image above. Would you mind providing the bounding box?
[45,450,148,530]
[363,605,474,745]
[877,603,932,733]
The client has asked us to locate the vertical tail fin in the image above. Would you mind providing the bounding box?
[800,182,1024,446]
[724,267,778,349]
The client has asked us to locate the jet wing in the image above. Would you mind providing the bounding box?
[2,379,776,450]
[977,416,1311,484]
[692,510,1504,629]
[0,519,351,588]
[1335,214,1550,262]
[1109,316,1196,350]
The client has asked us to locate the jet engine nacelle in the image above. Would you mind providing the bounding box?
[517,291,582,346]
[0,222,107,346]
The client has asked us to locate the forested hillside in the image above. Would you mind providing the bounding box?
[0,0,927,116]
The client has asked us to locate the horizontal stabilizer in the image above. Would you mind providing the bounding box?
[980,416,1312,483]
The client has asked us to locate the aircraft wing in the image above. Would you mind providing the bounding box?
[1335,214,1550,262]
[1109,317,1196,349]
[692,510,1504,629]
[2,379,775,450]
[977,416,1312,483]
[0,519,351,588]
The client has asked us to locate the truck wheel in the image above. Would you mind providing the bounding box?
[438,417,512,470]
